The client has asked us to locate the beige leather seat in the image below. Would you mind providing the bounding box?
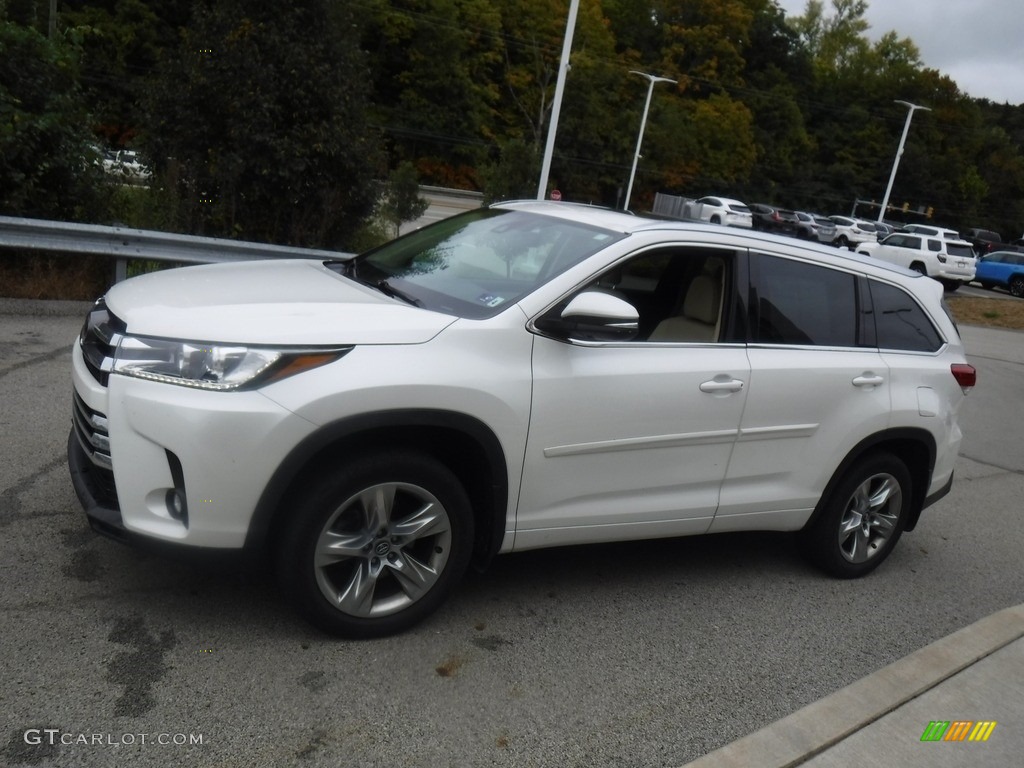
[648,272,721,342]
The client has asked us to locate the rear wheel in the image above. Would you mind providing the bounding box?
[277,452,473,637]
[799,453,911,578]
[710,214,722,225]
[1010,276,1024,298]
[909,262,927,276]
[836,235,850,249]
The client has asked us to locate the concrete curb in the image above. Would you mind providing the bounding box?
[681,604,1024,768]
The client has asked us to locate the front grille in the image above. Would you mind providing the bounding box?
[79,299,125,386]
[70,392,120,510]
[72,391,112,469]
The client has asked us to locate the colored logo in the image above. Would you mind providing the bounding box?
[921,721,997,742]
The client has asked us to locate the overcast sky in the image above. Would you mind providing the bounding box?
[774,0,1024,105]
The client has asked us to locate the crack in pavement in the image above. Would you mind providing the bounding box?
[0,455,68,527]
[0,344,73,381]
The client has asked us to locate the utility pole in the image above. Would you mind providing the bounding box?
[536,0,580,200]
[624,71,676,211]
[878,100,930,223]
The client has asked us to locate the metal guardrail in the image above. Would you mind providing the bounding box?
[0,215,353,282]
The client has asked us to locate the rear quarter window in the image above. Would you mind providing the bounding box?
[869,280,943,353]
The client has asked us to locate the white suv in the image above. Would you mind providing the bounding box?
[693,196,753,228]
[829,216,878,249]
[69,202,976,637]
[857,231,976,291]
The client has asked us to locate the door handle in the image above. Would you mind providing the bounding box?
[852,373,885,388]
[699,377,745,394]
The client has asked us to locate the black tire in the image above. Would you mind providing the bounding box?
[710,214,722,225]
[798,453,911,578]
[836,235,850,249]
[276,452,474,638]
[909,262,927,276]
[942,280,960,293]
[1010,276,1024,298]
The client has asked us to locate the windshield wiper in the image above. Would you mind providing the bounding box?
[375,280,422,306]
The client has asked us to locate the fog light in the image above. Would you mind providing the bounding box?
[166,488,188,522]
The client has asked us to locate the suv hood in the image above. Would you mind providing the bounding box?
[104,259,457,345]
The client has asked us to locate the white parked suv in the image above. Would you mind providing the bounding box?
[857,231,976,291]
[69,202,976,637]
[829,216,878,249]
[693,196,753,228]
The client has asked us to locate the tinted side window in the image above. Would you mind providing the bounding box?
[752,255,859,347]
[869,280,943,352]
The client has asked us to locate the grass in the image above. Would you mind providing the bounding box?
[945,293,1024,331]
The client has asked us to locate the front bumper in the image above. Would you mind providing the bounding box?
[69,341,314,549]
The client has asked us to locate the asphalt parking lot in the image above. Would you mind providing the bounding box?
[1,297,1022,768]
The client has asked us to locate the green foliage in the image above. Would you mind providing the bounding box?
[143,0,382,249]
[61,0,179,147]
[5,0,1024,247]
[0,20,106,220]
[479,138,539,203]
[379,162,429,237]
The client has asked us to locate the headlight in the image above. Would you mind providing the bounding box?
[112,336,349,391]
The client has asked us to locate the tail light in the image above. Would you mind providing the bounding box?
[951,363,976,394]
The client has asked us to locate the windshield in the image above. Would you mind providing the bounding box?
[348,208,625,319]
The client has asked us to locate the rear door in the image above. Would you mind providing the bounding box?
[712,251,890,532]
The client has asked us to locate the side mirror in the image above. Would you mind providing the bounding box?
[537,291,639,342]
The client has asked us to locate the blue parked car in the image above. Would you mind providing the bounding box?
[975,251,1024,297]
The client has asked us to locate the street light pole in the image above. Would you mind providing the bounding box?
[877,100,930,223]
[536,0,580,200]
[623,71,676,211]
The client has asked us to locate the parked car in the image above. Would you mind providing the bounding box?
[829,215,878,249]
[902,224,963,241]
[68,201,975,637]
[857,231,976,291]
[101,149,152,181]
[974,250,1024,297]
[960,228,1024,257]
[794,212,836,243]
[693,196,753,228]
[749,204,799,235]
[961,228,1003,257]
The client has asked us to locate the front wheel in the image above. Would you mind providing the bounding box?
[1010,276,1024,298]
[277,452,473,638]
[798,453,911,578]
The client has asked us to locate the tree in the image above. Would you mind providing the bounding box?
[361,0,504,188]
[379,161,429,237]
[60,0,189,148]
[144,0,382,248]
[0,20,106,220]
